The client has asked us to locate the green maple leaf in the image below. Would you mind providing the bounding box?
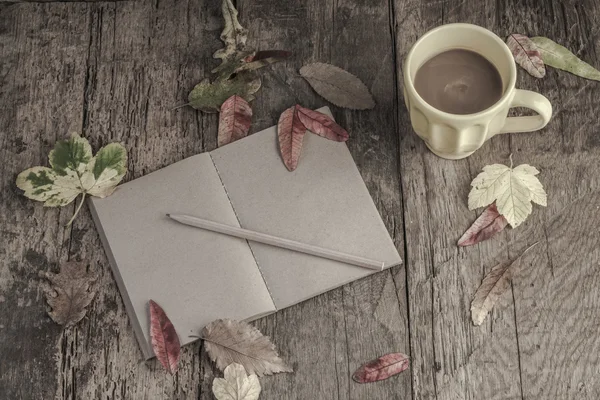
[16,133,127,226]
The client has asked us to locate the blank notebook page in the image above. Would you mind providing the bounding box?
[88,153,275,359]
[210,107,402,309]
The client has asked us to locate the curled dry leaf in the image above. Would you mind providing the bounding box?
[188,76,262,113]
[295,105,349,142]
[212,363,261,400]
[352,353,410,383]
[458,203,508,247]
[277,106,307,171]
[39,261,97,327]
[506,34,546,78]
[149,300,181,374]
[531,36,600,82]
[212,0,249,76]
[16,134,127,226]
[471,242,538,326]
[300,63,376,110]
[244,50,292,63]
[202,319,293,377]
[236,50,292,74]
[468,162,547,228]
[218,95,253,147]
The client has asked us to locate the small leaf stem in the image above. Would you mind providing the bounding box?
[66,193,86,227]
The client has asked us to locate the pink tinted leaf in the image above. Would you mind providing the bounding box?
[218,95,253,147]
[458,203,508,247]
[149,300,181,374]
[506,34,546,78]
[295,105,349,142]
[352,353,410,383]
[277,106,307,171]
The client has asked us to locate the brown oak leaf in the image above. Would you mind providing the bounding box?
[39,261,97,327]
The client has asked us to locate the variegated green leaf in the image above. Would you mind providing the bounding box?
[16,134,127,225]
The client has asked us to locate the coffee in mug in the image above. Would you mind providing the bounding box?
[403,23,553,159]
[414,49,503,115]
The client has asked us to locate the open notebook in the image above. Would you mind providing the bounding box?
[89,107,402,359]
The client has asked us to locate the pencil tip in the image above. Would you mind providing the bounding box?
[166,213,171,218]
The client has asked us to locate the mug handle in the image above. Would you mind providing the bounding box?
[498,89,552,134]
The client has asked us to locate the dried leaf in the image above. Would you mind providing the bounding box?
[458,203,508,247]
[149,300,181,374]
[300,63,375,110]
[506,34,546,78]
[188,75,261,113]
[295,105,349,142]
[244,50,292,63]
[212,363,261,400]
[277,106,307,171]
[468,162,547,228]
[202,319,293,377]
[212,0,249,76]
[235,50,292,74]
[39,261,97,327]
[352,353,410,383]
[218,95,253,147]
[16,134,127,226]
[531,36,600,81]
[471,243,539,326]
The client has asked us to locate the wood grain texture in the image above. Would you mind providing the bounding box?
[1,0,599,399]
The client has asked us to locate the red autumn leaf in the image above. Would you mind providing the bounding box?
[149,300,181,374]
[352,353,410,383]
[458,203,508,247]
[295,105,349,142]
[218,95,253,147]
[277,106,307,171]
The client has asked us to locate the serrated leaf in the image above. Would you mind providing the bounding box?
[39,261,97,327]
[212,0,250,76]
[212,363,261,400]
[471,243,538,326]
[277,106,307,171]
[352,353,410,383]
[295,105,349,142]
[16,134,127,225]
[300,63,375,110]
[506,34,545,78]
[458,203,508,247]
[188,75,261,113]
[468,163,547,227]
[202,319,293,377]
[531,36,600,81]
[218,95,253,147]
[149,300,181,374]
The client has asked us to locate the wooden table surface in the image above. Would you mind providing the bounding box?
[1,0,599,399]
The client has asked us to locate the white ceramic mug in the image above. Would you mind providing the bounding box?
[403,23,552,160]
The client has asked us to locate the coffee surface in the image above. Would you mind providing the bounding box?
[414,49,503,115]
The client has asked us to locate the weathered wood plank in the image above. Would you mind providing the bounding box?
[56,0,227,398]
[0,3,90,399]
[237,0,409,399]
[395,0,600,399]
[498,1,600,398]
